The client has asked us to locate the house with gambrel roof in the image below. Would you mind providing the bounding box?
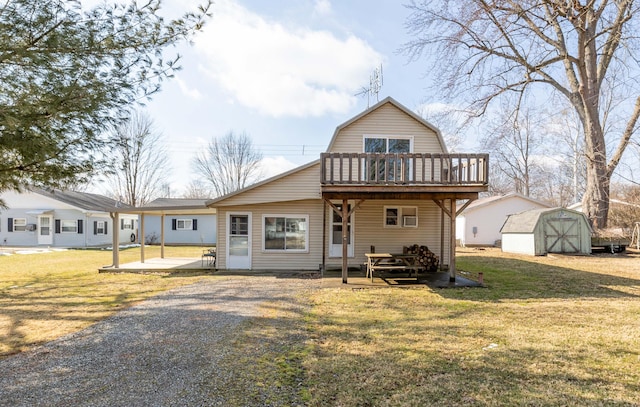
[207,97,489,283]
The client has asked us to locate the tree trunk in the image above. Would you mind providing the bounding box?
[582,118,610,230]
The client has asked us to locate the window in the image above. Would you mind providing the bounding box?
[13,218,26,232]
[61,220,77,233]
[363,136,412,181]
[384,206,418,228]
[263,215,308,252]
[95,221,106,235]
[121,219,134,230]
[178,219,192,230]
[171,218,197,231]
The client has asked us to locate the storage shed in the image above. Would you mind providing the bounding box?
[501,207,592,255]
[456,193,550,247]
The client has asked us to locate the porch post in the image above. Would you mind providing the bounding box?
[440,207,444,271]
[449,198,456,283]
[160,213,165,259]
[321,201,327,275]
[111,212,120,268]
[342,198,349,284]
[140,213,145,263]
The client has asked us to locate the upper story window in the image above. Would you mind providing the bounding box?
[363,136,413,181]
[364,136,412,154]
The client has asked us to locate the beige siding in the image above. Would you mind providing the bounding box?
[216,198,452,272]
[216,200,324,271]
[216,163,321,207]
[328,103,445,154]
[324,199,451,270]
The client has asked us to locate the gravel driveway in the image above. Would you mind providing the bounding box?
[0,276,319,407]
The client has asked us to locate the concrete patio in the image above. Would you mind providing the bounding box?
[98,258,483,288]
[99,257,214,273]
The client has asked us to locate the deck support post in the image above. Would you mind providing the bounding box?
[111,212,120,269]
[449,198,456,283]
[342,198,349,284]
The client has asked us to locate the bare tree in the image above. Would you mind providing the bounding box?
[192,131,263,197]
[105,110,170,206]
[404,0,640,229]
[482,105,546,197]
[182,180,213,199]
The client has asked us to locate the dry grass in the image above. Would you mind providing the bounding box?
[3,245,640,405]
[0,246,214,357]
[301,248,640,406]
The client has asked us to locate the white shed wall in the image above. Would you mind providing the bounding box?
[501,233,536,255]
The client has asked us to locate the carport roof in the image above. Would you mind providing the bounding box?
[116,198,216,215]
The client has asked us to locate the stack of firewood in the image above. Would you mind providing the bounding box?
[403,244,439,272]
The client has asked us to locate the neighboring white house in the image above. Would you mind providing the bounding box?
[456,193,550,247]
[501,207,592,255]
[0,188,137,247]
[140,198,216,245]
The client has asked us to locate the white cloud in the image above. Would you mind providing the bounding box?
[314,0,332,16]
[175,77,203,100]
[194,0,383,117]
[258,156,299,179]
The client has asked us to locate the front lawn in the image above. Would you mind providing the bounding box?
[0,246,213,357]
[298,248,640,406]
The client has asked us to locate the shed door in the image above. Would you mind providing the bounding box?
[544,217,580,253]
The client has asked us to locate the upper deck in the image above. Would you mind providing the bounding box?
[320,152,489,199]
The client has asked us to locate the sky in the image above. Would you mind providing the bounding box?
[124,0,448,196]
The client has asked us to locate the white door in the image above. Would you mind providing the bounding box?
[329,203,354,257]
[227,213,251,269]
[38,215,53,245]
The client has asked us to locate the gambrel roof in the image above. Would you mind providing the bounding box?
[325,96,449,154]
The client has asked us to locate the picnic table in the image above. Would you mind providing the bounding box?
[365,253,420,282]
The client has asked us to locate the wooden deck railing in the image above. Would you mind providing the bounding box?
[320,153,489,185]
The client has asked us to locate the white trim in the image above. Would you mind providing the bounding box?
[96,220,107,235]
[227,212,252,269]
[262,214,309,253]
[329,202,355,258]
[362,134,414,153]
[176,219,193,231]
[13,218,27,232]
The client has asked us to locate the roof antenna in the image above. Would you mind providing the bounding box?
[356,64,383,108]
